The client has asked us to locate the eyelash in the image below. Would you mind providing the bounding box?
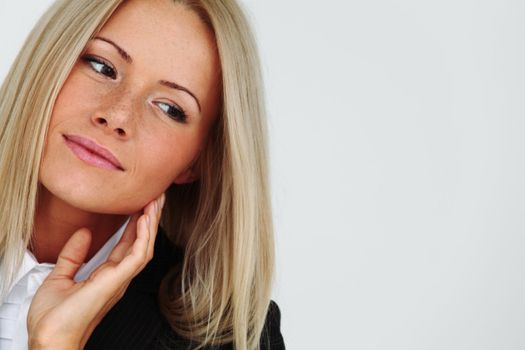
[81,55,117,79]
[80,54,188,124]
[153,101,188,124]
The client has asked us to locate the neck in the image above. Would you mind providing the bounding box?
[31,185,128,264]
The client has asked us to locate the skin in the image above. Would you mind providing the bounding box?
[32,0,220,263]
[27,0,220,347]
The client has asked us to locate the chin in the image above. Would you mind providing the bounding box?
[69,198,137,215]
[39,178,140,216]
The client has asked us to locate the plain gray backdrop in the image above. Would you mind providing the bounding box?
[2,1,525,349]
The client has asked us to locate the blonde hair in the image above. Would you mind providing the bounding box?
[0,1,274,349]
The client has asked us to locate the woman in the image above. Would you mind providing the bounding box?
[0,0,284,349]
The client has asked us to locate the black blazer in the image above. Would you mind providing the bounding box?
[84,228,285,350]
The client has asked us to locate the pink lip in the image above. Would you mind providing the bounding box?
[63,134,124,171]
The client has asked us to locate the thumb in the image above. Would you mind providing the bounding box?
[49,228,92,280]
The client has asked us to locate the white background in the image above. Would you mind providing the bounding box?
[2,1,525,349]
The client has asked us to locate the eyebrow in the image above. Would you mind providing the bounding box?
[94,36,132,63]
[159,80,202,112]
[92,36,202,112]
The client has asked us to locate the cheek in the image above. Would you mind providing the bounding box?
[151,135,195,169]
[137,131,202,182]
[50,71,104,127]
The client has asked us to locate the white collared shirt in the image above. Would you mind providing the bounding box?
[0,218,130,350]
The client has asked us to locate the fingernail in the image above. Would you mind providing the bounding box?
[160,193,166,208]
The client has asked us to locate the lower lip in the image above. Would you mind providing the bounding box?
[63,136,121,171]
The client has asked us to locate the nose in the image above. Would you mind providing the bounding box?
[92,115,128,138]
[91,93,138,139]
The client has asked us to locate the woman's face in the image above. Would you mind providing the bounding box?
[39,0,220,214]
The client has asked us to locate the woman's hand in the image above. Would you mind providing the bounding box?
[27,193,165,350]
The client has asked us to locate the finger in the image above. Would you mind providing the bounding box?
[108,210,157,285]
[147,193,165,260]
[77,215,154,308]
[108,213,140,263]
[133,212,152,267]
[89,215,149,287]
[53,271,132,333]
[49,228,92,280]
[104,195,164,281]
[156,192,165,221]
[140,196,159,262]
[144,193,163,227]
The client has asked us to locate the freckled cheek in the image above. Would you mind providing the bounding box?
[51,73,106,125]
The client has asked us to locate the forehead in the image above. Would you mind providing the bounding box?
[100,0,213,49]
[95,0,220,111]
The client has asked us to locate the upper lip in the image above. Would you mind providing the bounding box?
[64,134,124,170]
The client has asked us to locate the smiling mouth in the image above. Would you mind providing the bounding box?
[63,134,124,171]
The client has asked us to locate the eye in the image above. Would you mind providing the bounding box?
[81,55,117,79]
[154,101,188,123]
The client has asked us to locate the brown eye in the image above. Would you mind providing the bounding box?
[81,55,117,79]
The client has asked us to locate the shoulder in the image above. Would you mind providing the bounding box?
[87,228,285,349]
[259,300,286,350]
[154,300,285,350]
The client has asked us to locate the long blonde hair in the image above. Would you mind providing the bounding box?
[0,1,274,349]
